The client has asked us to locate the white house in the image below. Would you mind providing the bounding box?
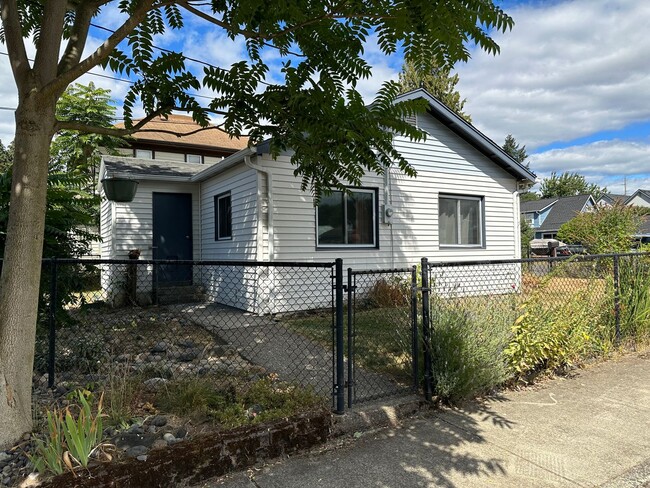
[99,89,536,311]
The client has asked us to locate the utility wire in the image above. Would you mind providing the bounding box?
[0,51,217,102]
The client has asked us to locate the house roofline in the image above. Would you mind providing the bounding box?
[395,88,536,183]
[192,146,256,181]
[522,199,558,214]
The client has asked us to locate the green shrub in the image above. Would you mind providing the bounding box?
[429,297,513,402]
[618,254,650,341]
[504,274,612,378]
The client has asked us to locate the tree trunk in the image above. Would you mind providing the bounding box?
[0,95,56,449]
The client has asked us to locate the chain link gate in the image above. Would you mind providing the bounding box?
[344,266,422,407]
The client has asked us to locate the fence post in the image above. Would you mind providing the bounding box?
[47,258,57,388]
[334,258,345,414]
[421,257,432,402]
[411,265,419,393]
[613,254,621,344]
[347,268,354,408]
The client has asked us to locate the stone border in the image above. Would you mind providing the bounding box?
[38,409,330,488]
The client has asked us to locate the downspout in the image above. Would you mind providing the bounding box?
[244,155,274,262]
[198,182,202,260]
[384,166,395,268]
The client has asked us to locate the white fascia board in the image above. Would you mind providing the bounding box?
[192,147,256,182]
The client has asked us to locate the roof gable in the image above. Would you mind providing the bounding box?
[394,89,536,183]
[536,194,595,232]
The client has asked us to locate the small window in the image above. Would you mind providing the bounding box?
[317,189,377,247]
[215,192,232,240]
[135,149,153,159]
[186,154,202,164]
[439,195,483,247]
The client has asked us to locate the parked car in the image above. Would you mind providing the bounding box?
[529,238,572,257]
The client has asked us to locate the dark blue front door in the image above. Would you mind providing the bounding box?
[152,192,193,285]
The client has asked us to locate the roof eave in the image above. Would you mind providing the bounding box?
[192,146,256,182]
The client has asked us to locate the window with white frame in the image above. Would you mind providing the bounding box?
[439,195,483,246]
[215,192,232,240]
[317,189,377,247]
[135,149,153,159]
[186,154,202,164]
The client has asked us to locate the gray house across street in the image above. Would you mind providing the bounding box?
[99,89,536,311]
[521,194,596,240]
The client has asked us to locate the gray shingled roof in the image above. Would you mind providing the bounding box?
[520,197,558,214]
[537,194,594,232]
[101,155,216,179]
[600,193,627,204]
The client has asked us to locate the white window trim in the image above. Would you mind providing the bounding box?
[439,194,484,248]
[215,192,232,241]
[316,188,377,248]
[186,154,203,164]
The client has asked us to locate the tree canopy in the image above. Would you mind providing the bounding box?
[540,172,607,200]
[502,134,528,165]
[0,0,515,449]
[398,59,472,123]
[50,82,123,185]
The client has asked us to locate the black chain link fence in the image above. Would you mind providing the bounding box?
[3,251,648,412]
[31,259,337,408]
[347,268,418,404]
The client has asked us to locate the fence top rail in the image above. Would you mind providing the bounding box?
[22,258,337,269]
[426,251,650,269]
[350,267,414,276]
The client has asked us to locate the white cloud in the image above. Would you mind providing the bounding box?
[528,139,650,192]
[456,0,650,149]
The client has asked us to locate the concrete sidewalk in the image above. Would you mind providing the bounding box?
[200,352,650,487]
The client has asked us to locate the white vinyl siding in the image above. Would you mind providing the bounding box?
[258,110,519,269]
[200,165,258,260]
[200,165,259,310]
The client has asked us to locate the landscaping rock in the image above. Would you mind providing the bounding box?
[151,439,167,450]
[177,339,196,348]
[177,348,200,362]
[124,446,149,458]
[151,341,168,353]
[127,424,144,435]
[0,453,11,466]
[175,427,188,439]
[147,425,157,434]
[136,455,148,462]
[115,354,131,363]
[150,415,168,427]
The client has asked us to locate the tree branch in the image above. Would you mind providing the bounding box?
[42,0,162,97]
[0,0,31,90]
[33,0,67,86]
[57,1,104,76]
[55,107,231,138]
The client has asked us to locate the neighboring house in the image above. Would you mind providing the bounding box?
[596,193,627,207]
[521,194,596,239]
[99,88,535,311]
[114,114,248,164]
[625,189,650,208]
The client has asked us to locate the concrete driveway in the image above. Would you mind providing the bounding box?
[199,351,650,487]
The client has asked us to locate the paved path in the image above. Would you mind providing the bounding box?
[174,303,403,401]
[199,352,650,487]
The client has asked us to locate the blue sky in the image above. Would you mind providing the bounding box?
[0,0,648,194]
